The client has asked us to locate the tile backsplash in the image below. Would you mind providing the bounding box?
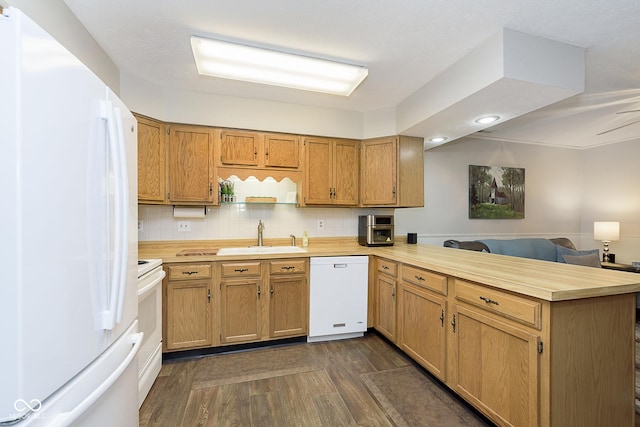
[138,204,392,242]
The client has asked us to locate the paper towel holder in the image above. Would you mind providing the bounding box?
[173,206,206,219]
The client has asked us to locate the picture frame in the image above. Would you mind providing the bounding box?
[469,165,525,219]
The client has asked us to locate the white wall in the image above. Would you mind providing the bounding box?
[578,139,640,263]
[10,0,120,92]
[394,136,640,264]
[121,74,364,139]
[395,137,583,243]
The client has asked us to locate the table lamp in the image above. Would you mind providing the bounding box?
[594,221,620,263]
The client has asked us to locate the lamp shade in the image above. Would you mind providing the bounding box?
[594,221,620,241]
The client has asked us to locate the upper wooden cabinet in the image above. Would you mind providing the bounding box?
[360,135,424,207]
[218,129,301,170]
[167,124,216,205]
[219,130,259,166]
[303,137,359,206]
[135,114,166,204]
[264,133,299,169]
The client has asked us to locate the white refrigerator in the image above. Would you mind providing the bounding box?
[0,7,140,426]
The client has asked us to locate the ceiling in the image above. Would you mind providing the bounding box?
[64,0,640,149]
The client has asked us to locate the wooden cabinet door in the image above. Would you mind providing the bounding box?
[399,282,447,381]
[452,305,540,427]
[167,125,214,203]
[165,280,211,350]
[136,115,166,203]
[220,279,262,344]
[220,130,259,166]
[269,275,308,338]
[264,133,299,169]
[304,137,333,205]
[333,139,359,205]
[375,272,396,342]
[361,137,397,205]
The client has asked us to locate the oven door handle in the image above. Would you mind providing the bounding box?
[138,269,166,300]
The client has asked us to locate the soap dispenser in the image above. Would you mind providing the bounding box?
[302,231,309,247]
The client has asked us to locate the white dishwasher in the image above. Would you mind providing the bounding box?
[308,256,369,342]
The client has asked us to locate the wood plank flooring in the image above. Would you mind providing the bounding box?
[140,333,494,426]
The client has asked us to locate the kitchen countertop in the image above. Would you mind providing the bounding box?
[139,238,640,302]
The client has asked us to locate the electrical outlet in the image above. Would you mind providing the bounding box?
[178,221,191,232]
[138,219,143,232]
[317,219,324,230]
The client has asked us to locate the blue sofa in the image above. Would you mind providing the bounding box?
[444,237,601,266]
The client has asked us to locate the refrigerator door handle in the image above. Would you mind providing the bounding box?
[49,332,143,427]
[112,107,129,324]
[99,101,129,330]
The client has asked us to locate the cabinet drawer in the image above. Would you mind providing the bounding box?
[402,265,447,295]
[221,262,261,278]
[455,280,541,329]
[377,258,397,277]
[269,259,307,275]
[167,263,212,281]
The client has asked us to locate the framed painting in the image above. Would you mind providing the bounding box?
[469,165,525,219]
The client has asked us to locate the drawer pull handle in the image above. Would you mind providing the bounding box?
[281,266,295,271]
[382,265,389,270]
[479,296,499,305]
[415,275,425,281]
[234,268,249,273]
[182,271,198,275]
[451,314,456,333]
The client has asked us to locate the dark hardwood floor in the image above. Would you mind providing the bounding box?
[140,333,494,426]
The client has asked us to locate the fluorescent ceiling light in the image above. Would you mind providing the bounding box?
[190,36,368,97]
[475,115,500,125]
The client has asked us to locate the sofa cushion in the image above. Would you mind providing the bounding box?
[555,245,600,263]
[562,253,602,268]
[478,238,558,261]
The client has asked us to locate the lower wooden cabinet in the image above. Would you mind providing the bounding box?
[220,278,263,344]
[268,260,308,338]
[218,258,308,345]
[163,263,213,351]
[165,259,309,351]
[398,282,447,381]
[374,259,397,342]
[372,258,636,427]
[452,305,540,427]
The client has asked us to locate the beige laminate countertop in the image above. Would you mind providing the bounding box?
[139,239,640,302]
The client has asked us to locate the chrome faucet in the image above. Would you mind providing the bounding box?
[258,220,265,246]
[290,234,296,246]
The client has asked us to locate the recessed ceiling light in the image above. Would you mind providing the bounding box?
[429,136,447,143]
[190,36,368,97]
[475,115,500,125]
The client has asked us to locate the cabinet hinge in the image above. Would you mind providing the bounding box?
[538,341,543,354]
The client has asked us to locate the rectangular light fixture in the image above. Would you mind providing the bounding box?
[190,36,368,97]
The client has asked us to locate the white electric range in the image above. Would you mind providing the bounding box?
[137,259,165,407]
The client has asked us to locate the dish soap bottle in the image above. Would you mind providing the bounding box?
[302,231,309,247]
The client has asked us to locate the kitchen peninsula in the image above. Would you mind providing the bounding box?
[140,239,640,427]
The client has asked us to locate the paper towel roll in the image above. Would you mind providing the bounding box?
[173,206,206,218]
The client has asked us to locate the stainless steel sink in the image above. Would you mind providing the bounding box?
[217,246,307,256]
